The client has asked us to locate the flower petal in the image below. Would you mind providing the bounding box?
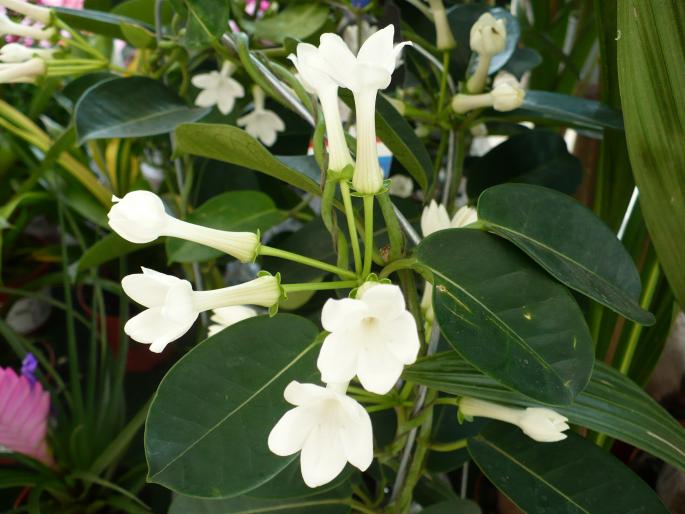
[360,284,406,321]
[357,25,395,72]
[317,331,359,384]
[321,297,367,332]
[124,307,196,352]
[300,423,347,488]
[191,72,220,89]
[338,396,374,471]
[268,406,316,456]
[357,342,404,394]
[121,268,180,308]
[283,381,331,406]
[380,311,420,365]
[195,88,219,108]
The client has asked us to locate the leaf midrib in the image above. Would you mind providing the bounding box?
[150,339,319,479]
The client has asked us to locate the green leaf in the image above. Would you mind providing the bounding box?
[469,423,668,514]
[166,190,285,263]
[420,499,482,514]
[169,481,352,513]
[248,460,354,500]
[78,233,158,272]
[416,229,593,404]
[175,123,321,195]
[617,1,685,308]
[145,314,321,497]
[184,0,231,49]
[53,6,154,39]
[74,77,209,143]
[465,129,582,198]
[339,92,431,191]
[477,184,655,325]
[254,4,329,43]
[403,352,685,473]
[519,91,624,130]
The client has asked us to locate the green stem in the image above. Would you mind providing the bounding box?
[362,195,375,278]
[340,181,363,274]
[258,245,357,280]
[377,192,404,261]
[618,258,661,374]
[282,280,359,293]
[437,51,450,113]
[428,438,467,452]
[446,129,467,214]
[379,257,418,279]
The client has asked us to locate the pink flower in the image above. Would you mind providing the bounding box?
[0,367,51,465]
[40,0,84,9]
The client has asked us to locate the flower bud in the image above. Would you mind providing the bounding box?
[427,0,456,50]
[469,13,506,56]
[0,43,56,63]
[0,57,45,84]
[0,13,54,39]
[0,0,52,24]
[491,81,525,112]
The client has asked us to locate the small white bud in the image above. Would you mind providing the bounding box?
[0,0,52,24]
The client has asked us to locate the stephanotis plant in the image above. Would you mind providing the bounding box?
[2,0,685,513]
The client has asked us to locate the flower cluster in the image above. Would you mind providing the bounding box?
[107,191,282,352]
[269,282,420,487]
[289,24,411,194]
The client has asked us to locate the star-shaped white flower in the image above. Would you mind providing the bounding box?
[191,61,245,115]
[237,86,285,146]
[268,381,373,488]
[317,283,420,394]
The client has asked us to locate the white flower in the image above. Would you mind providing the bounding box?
[237,86,285,147]
[315,25,411,194]
[268,381,373,488]
[459,397,570,443]
[342,19,376,54]
[317,283,420,394]
[421,202,477,322]
[122,269,281,352]
[0,57,45,83]
[466,12,507,93]
[0,43,56,63]
[388,175,413,198]
[0,13,54,39]
[452,75,524,114]
[207,305,257,337]
[289,43,352,172]
[0,0,51,24]
[191,61,244,115]
[107,191,259,263]
[426,0,456,50]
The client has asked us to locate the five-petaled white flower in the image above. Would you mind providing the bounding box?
[314,25,411,194]
[268,381,373,487]
[0,13,54,39]
[317,283,420,394]
[207,305,258,337]
[466,12,507,93]
[0,0,52,24]
[459,397,570,443]
[0,42,55,63]
[122,268,280,353]
[108,191,260,263]
[289,43,353,172]
[191,61,245,115]
[237,86,285,147]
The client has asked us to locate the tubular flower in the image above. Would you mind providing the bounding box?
[0,56,44,83]
[466,12,507,93]
[0,42,56,62]
[420,202,477,322]
[0,366,52,465]
[315,25,411,194]
[426,0,456,50]
[0,0,52,24]
[122,268,281,353]
[191,61,245,115]
[452,74,524,114]
[108,191,260,263]
[317,283,420,394]
[289,43,353,173]
[237,86,285,147]
[459,397,570,443]
[207,305,258,337]
[0,13,54,39]
[268,381,373,487]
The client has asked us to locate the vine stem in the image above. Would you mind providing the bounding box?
[362,195,375,277]
[340,181,363,274]
[282,281,358,294]
[258,245,357,280]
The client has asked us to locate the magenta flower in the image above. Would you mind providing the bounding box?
[0,366,51,465]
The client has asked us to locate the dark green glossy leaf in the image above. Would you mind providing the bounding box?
[175,123,321,195]
[420,499,482,514]
[248,460,354,500]
[417,229,594,404]
[427,405,485,473]
[166,190,285,263]
[466,129,582,197]
[145,315,321,497]
[477,184,654,325]
[110,0,174,25]
[403,352,685,473]
[184,0,231,49]
[74,77,209,143]
[78,233,158,272]
[340,92,431,191]
[254,4,329,43]
[53,6,154,39]
[503,47,543,79]
[521,91,624,130]
[169,481,352,513]
[469,423,668,514]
